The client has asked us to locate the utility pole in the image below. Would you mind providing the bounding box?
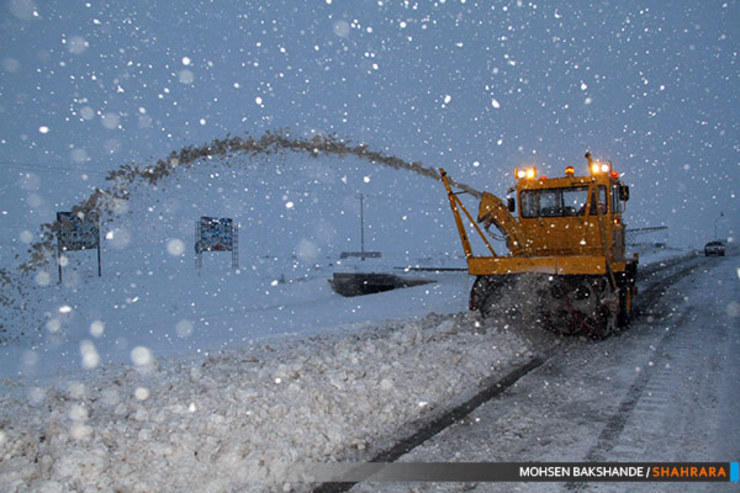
[338,193,381,260]
[359,193,365,259]
[714,211,724,239]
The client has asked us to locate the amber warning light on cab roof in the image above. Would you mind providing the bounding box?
[517,154,621,181]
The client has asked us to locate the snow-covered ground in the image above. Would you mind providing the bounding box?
[0,152,476,381]
[1,1,737,491]
[0,147,726,493]
[0,309,535,492]
[355,251,740,493]
[0,235,713,492]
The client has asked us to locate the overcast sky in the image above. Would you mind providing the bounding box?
[1,0,737,249]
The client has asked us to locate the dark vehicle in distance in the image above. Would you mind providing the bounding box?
[704,241,726,256]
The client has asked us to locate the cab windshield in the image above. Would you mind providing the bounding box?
[520,186,606,218]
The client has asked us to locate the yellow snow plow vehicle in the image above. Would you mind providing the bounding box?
[440,153,638,338]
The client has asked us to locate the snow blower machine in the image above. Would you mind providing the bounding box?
[440,153,638,338]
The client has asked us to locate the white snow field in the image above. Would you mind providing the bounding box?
[0,237,717,492]
[1,0,737,491]
[353,252,740,493]
[1,149,726,492]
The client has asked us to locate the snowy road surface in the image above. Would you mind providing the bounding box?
[0,252,737,492]
[353,254,740,492]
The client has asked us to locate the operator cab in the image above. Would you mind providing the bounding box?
[512,153,629,220]
[510,153,630,259]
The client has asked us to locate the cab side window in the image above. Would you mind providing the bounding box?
[611,184,624,213]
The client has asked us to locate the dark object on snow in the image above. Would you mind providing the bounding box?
[340,251,382,260]
[329,272,433,297]
[704,241,726,256]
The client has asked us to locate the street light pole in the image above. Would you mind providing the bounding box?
[714,211,724,239]
[359,193,365,259]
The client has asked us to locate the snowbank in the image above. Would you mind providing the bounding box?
[0,312,538,492]
[0,241,692,491]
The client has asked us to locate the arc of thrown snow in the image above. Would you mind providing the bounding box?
[18,130,483,273]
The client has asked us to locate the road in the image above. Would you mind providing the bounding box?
[351,253,740,492]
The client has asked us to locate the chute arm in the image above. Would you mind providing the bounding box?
[477,192,531,256]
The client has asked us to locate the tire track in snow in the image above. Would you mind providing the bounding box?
[312,255,704,493]
[632,252,704,320]
[563,256,709,490]
[312,355,548,493]
[580,308,692,464]
[309,255,705,493]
